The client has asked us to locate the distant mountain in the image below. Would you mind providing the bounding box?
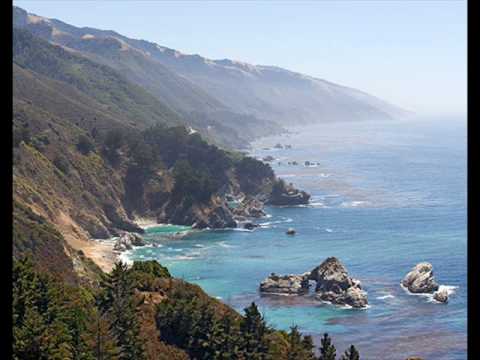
[13,5,410,133]
[13,6,283,148]
[13,28,185,133]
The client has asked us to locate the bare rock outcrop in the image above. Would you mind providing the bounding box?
[401,262,439,294]
[309,257,368,308]
[113,232,145,252]
[433,288,449,303]
[259,257,368,308]
[259,273,310,295]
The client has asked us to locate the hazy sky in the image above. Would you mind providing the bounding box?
[14,0,467,116]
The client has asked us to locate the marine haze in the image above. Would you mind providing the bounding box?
[13,4,460,360]
[13,6,409,148]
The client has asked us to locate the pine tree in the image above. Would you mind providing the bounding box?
[239,302,270,359]
[98,262,145,360]
[12,258,74,360]
[340,345,360,360]
[301,335,315,356]
[286,325,303,360]
[215,314,241,360]
[83,311,120,360]
[286,326,316,360]
[319,333,336,360]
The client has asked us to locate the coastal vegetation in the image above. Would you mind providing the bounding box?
[10,8,433,360]
[13,257,360,360]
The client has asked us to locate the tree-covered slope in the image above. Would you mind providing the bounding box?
[13,28,184,130]
[14,257,355,360]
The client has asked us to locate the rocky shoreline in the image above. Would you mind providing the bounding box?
[260,257,368,308]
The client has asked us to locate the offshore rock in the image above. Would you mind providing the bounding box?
[433,289,449,303]
[259,273,310,295]
[113,232,145,252]
[267,180,310,206]
[401,263,439,294]
[243,222,259,230]
[309,257,368,308]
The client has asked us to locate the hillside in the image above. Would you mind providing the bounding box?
[13,6,284,148]
[13,5,410,132]
[13,26,301,272]
[12,27,326,359]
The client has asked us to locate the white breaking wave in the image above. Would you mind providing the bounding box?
[400,283,458,303]
[309,202,326,208]
[172,255,198,261]
[218,241,236,248]
[438,285,458,296]
[340,200,369,208]
[232,228,253,232]
[118,251,134,266]
[259,217,293,226]
[376,294,395,300]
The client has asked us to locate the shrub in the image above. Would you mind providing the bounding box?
[53,155,70,174]
[77,134,95,155]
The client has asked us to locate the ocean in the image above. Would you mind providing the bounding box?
[126,117,467,359]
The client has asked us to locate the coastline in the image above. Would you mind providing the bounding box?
[82,217,159,273]
[80,238,118,273]
[134,216,159,228]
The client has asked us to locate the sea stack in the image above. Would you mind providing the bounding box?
[259,273,310,295]
[309,257,368,308]
[401,262,439,294]
[433,288,449,303]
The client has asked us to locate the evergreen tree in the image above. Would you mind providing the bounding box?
[340,345,360,360]
[286,325,303,360]
[286,326,316,360]
[239,302,270,359]
[98,262,145,360]
[12,258,74,360]
[83,311,120,360]
[301,335,315,356]
[215,314,241,360]
[319,333,336,360]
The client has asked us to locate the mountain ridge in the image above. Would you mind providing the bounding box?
[14,5,411,132]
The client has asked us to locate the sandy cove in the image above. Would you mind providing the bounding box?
[78,217,159,273]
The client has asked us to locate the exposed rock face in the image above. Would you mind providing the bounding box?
[433,289,449,303]
[232,197,266,219]
[161,198,237,230]
[309,257,368,308]
[267,180,310,206]
[259,273,310,295]
[113,232,145,252]
[401,263,439,294]
[243,222,259,230]
[259,258,367,307]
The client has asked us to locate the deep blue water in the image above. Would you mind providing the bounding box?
[127,118,467,359]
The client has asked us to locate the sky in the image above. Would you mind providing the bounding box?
[14,0,467,116]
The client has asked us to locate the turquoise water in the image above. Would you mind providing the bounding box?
[128,118,467,359]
